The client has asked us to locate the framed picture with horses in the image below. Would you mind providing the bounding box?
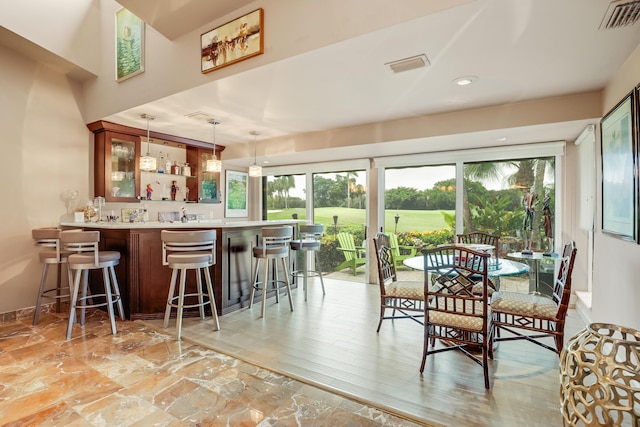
[201,8,264,74]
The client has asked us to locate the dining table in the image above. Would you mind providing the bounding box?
[402,254,530,279]
[506,251,561,295]
[402,249,530,350]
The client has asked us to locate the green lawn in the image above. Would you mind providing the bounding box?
[268,207,452,233]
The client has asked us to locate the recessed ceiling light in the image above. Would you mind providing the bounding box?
[497,137,507,142]
[453,76,478,86]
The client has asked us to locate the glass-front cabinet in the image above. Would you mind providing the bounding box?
[93,130,140,202]
[110,135,138,200]
[89,121,222,204]
[187,147,221,203]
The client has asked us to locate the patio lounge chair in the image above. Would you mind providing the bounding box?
[335,232,366,275]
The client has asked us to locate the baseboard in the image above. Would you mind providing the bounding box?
[575,291,592,325]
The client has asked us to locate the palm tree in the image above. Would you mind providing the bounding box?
[280,175,295,209]
[464,163,503,232]
[266,179,276,208]
[346,172,357,208]
[464,158,554,248]
[270,176,296,209]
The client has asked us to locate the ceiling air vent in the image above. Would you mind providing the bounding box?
[184,111,214,122]
[385,54,430,73]
[600,0,640,30]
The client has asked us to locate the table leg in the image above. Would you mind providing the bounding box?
[530,259,542,295]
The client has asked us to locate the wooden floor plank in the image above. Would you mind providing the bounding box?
[144,276,585,426]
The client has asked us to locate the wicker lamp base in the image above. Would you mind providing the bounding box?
[560,323,640,426]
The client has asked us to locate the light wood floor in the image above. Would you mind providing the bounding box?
[144,275,586,427]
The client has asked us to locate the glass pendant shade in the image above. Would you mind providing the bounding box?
[249,165,262,177]
[206,157,222,172]
[139,155,156,171]
[140,113,156,171]
[206,119,222,173]
[249,130,262,177]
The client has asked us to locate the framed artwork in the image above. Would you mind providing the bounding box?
[600,91,638,241]
[115,8,145,82]
[225,170,249,218]
[201,8,264,73]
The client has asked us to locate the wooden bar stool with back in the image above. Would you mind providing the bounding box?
[290,224,326,301]
[161,230,219,340]
[249,226,294,317]
[60,230,125,340]
[31,227,72,325]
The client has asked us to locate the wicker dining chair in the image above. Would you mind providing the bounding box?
[421,245,494,389]
[457,232,500,288]
[491,240,577,354]
[372,232,424,332]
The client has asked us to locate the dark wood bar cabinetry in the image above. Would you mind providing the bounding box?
[64,221,297,320]
[88,120,223,203]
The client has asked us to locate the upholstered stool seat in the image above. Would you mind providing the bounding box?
[290,224,325,301]
[61,230,124,340]
[32,227,72,325]
[162,230,219,340]
[249,226,294,317]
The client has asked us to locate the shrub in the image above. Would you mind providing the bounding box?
[318,227,454,272]
[399,229,454,249]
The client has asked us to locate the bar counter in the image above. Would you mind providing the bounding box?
[60,220,299,320]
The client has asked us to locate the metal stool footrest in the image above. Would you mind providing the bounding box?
[291,269,322,278]
[41,288,71,299]
[252,279,290,292]
[167,293,214,309]
[75,293,121,310]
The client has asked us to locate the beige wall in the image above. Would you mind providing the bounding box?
[590,44,640,331]
[0,0,100,76]
[0,44,91,313]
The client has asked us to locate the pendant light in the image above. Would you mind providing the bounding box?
[139,114,157,172]
[206,119,222,173]
[248,131,262,177]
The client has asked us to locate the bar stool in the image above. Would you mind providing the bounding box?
[290,224,326,301]
[60,230,124,340]
[249,226,294,317]
[161,230,219,340]
[31,227,72,325]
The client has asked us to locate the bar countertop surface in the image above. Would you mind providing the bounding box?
[60,220,301,229]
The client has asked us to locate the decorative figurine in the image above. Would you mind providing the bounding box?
[542,192,554,255]
[522,188,538,254]
[146,183,153,200]
[171,180,178,201]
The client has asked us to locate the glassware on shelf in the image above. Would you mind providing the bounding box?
[158,152,165,173]
[165,153,172,174]
[172,162,181,175]
[94,197,105,222]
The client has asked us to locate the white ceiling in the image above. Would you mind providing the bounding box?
[106,0,640,168]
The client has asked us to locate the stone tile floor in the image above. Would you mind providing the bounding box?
[0,308,424,426]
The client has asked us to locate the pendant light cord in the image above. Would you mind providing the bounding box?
[146,117,151,155]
